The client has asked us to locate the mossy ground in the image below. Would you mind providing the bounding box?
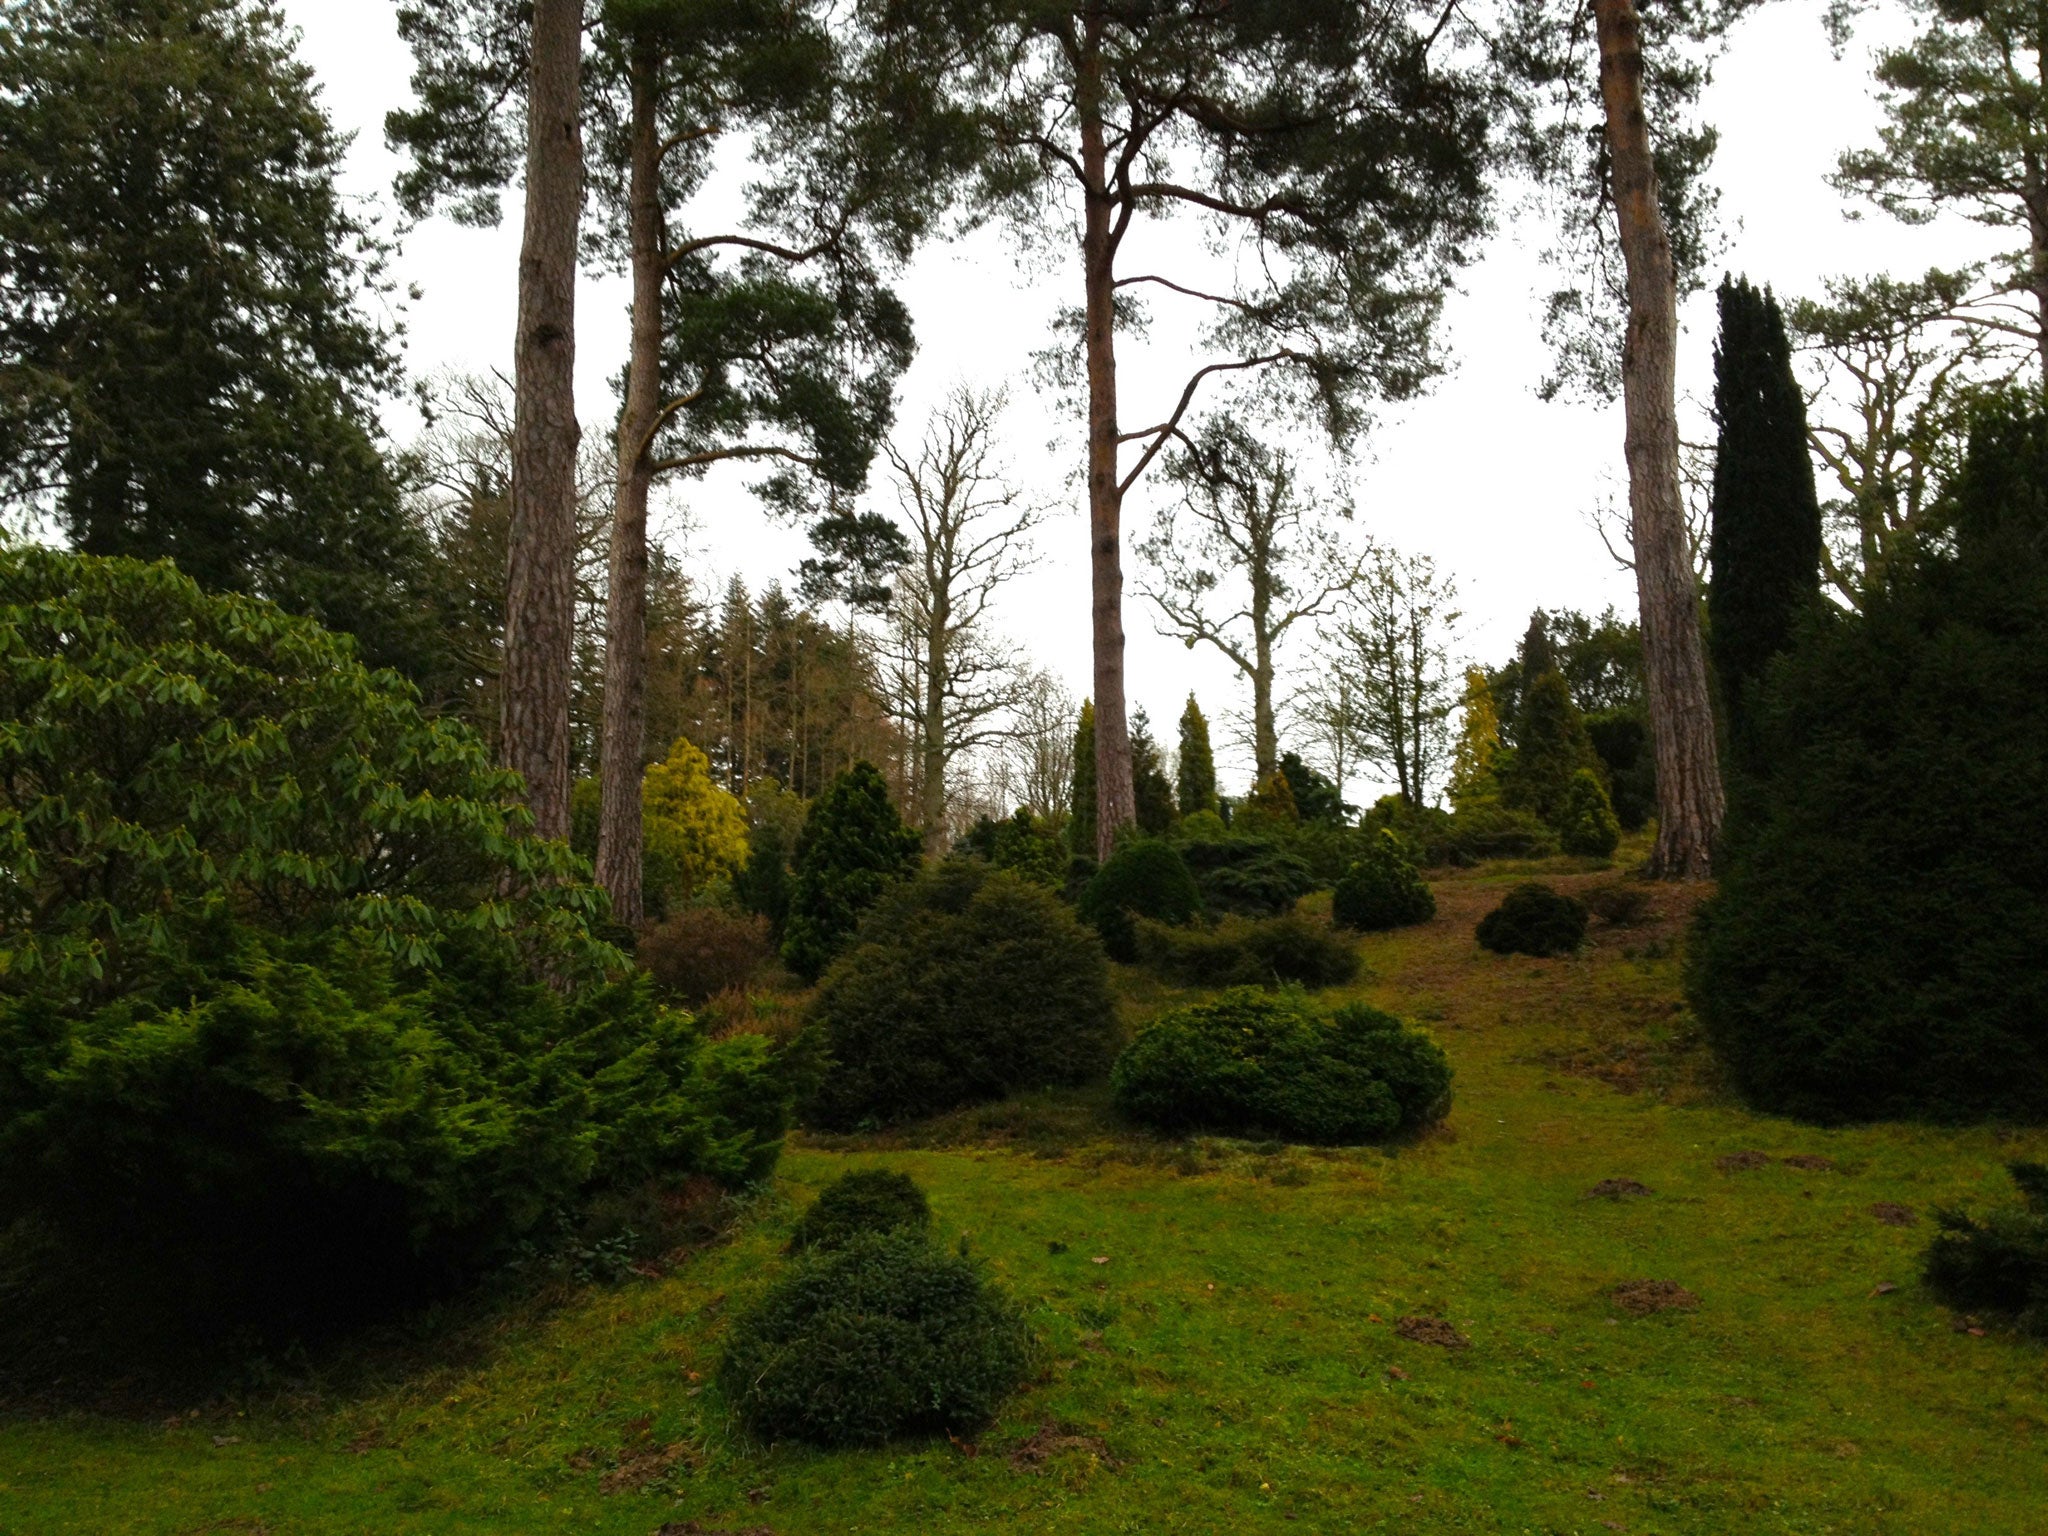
[4,856,2045,1535]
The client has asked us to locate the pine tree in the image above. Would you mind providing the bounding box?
[1069,700,1097,860]
[0,0,434,676]
[781,762,922,982]
[1709,276,1824,772]
[1176,695,1219,817]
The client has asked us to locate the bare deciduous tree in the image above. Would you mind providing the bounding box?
[1325,546,1461,810]
[1138,419,1367,780]
[879,387,1043,852]
[1290,669,1363,812]
[1000,670,1077,827]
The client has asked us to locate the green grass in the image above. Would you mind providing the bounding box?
[4,864,2045,1535]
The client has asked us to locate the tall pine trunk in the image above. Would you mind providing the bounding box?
[1077,16,1136,859]
[596,44,663,926]
[500,0,584,842]
[1595,0,1724,879]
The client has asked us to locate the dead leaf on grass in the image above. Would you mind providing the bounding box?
[1780,1154,1837,1172]
[1870,1202,1917,1227]
[1871,1282,1899,1297]
[1610,1280,1699,1316]
[1394,1315,1470,1349]
[1715,1151,1771,1172]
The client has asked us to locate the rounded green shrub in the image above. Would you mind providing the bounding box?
[807,860,1119,1129]
[718,1230,1031,1447]
[780,763,922,982]
[1475,883,1587,957]
[1110,989,1452,1144]
[0,550,792,1331]
[1076,839,1202,962]
[1557,769,1622,858]
[1134,912,1358,989]
[788,1169,931,1253]
[1332,832,1437,931]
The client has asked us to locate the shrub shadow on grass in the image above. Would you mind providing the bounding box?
[0,1179,756,1419]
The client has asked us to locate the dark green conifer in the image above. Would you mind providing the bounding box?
[1176,695,1219,817]
[1131,709,1177,835]
[1707,276,1823,770]
[781,762,921,981]
[1500,672,1602,828]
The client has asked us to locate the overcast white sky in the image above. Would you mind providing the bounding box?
[279,0,1985,799]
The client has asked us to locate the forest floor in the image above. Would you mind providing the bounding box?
[3,861,2046,1535]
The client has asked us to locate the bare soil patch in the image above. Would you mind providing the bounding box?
[1870,1202,1918,1227]
[1715,1151,1772,1172]
[1780,1154,1838,1172]
[1610,1281,1699,1316]
[1586,1179,1654,1200]
[1008,1422,1117,1472]
[1395,1315,1471,1349]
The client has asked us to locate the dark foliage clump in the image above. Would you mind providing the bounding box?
[806,861,1119,1129]
[781,762,922,982]
[733,821,793,936]
[958,808,1067,888]
[1332,832,1436,931]
[637,908,773,1004]
[719,1229,1031,1447]
[1412,805,1558,866]
[1111,989,1452,1144]
[1076,839,1202,961]
[1279,751,1350,824]
[787,1169,931,1253]
[1175,833,1317,917]
[1475,883,1588,957]
[1584,709,1656,831]
[1134,913,1358,989]
[1688,397,2048,1123]
[1581,881,1653,927]
[1923,1164,2048,1337]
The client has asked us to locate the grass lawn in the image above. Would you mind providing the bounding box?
[3,863,2044,1535]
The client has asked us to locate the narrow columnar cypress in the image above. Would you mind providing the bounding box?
[1176,695,1219,817]
[1707,276,1824,772]
[1069,700,1098,859]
